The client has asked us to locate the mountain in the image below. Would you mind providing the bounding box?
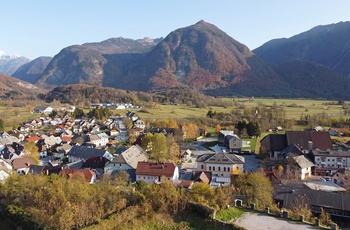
[0,74,44,99]
[253,21,350,77]
[37,20,287,95]
[117,20,287,93]
[0,52,31,76]
[36,37,162,88]
[12,56,52,83]
[34,21,350,100]
[275,60,350,99]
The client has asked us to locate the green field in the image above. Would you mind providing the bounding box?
[0,106,38,131]
[119,98,350,120]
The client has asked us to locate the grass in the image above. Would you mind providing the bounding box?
[0,105,38,131]
[242,138,256,151]
[215,206,245,222]
[120,98,350,121]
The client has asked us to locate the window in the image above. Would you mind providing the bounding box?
[218,167,221,171]
[143,176,146,179]
[201,165,204,169]
[213,166,215,171]
[228,167,230,172]
[209,166,211,170]
[224,167,226,171]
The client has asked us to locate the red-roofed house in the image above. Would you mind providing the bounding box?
[59,169,96,184]
[25,135,41,143]
[135,162,179,184]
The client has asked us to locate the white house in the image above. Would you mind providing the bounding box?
[135,162,179,184]
[290,155,314,180]
[312,149,350,175]
[104,145,148,178]
[196,152,245,178]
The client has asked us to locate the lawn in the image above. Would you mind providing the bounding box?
[215,206,245,222]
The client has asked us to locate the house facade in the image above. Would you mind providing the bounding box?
[196,152,245,178]
[312,149,350,175]
[135,162,179,184]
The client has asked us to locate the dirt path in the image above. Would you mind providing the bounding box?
[234,212,315,230]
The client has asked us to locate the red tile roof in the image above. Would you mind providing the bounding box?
[59,169,95,183]
[25,136,41,142]
[136,162,176,177]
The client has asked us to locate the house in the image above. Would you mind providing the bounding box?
[287,155,314,180]
[67,145,113,163]
[196,152,245,178]
[180,149,192,159]
[312,149,350,176]
[332,168,350,189]
[133,119,146,130]
[261,131,333,160]
[25,135,41,144]
[59,168,96,184]
[33,106,53,114]
[82,156,110,176]
[224,134,242,154]
[274,184,350,227]
[104,145,148,181]
[88,133,109,147]
[12,157,34,175]
[218,130,234,145]
[135,162,179,184]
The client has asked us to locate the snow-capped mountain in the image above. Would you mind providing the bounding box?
[0,50,31,76]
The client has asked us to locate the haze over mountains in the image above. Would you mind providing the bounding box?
[1,20,350,100]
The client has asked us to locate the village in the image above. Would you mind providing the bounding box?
[1,105,350,229]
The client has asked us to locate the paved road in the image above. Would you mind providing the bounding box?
[234,212,315,230]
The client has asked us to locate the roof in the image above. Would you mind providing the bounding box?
[220,130,234,136]
[25,136,41,142]
[286,131,332,150]
[82,156,109,169]
[293,155,314,168]
[12,157,34,170]
[136,162,176,177]
[67,146,108,160]
[260,134,287,151]
[59,169,95,183]
[312,149,350,157]
[192,171,212,184]
[196,152,245,164]
[178,180,194,188]
[279,144,302,158]
[119,145,148,169]
[274,184,350,211]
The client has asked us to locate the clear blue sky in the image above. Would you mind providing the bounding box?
[1,0,349,59]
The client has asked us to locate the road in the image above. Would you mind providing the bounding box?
[234,212,315,230]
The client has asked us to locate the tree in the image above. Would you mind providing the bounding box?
[215,124,221,135]
[166,134,180,161]
[141,132,153,152]
[23,141,39,164]
[0,118,4,132]
[234,173,274,210]
[72,108,84,119]
[150,133,168,162]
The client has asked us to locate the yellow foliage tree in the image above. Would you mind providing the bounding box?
[23,141,39,164]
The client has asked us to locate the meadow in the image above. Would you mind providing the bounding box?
[120,98,349,120]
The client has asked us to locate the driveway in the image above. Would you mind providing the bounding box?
[234,212,315,230]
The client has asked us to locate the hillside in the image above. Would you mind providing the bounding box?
[0,74,44,99]
[253,21,350,77]
[12,56,52,83]
[35,37,161,88]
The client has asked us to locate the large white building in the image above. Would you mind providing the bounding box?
[312,149,350,175]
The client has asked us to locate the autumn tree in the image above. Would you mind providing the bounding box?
[215,124,221,135]
[182,123,199,140]
[150,133,168,162]
[23,141,39,164]
[166,134,180,161]
[141,132,154,152]
[234,173,274,210]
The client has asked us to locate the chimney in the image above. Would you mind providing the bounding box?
[308,141,313,151]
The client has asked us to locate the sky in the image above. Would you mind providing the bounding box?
[1,0,350,59]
